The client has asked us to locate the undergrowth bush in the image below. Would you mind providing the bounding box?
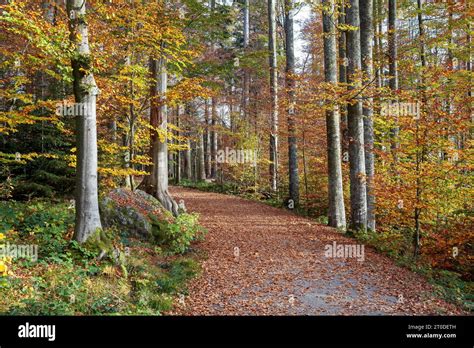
[151,213,206,254]
[0,199,203,315]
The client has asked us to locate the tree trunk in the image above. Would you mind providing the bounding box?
[67,0,102,243]
[211,97,218,178]
[388,0,398,92]
[413,0,427,256]
[153,57,179,216]
[268,0,279,192]
[388,0,399,159]
[176,106,182,184]
[360,0,376,231]
[146,58,179,216]
[204,99,211,178]
[140,58,159,193]
[242,0,250,122]
[323,0,346,229]
[243,0,250,48]
[338,6,349,155]
[198,128,206,181]
[347,0,367,232]
[185,139,192,180]
[285,0,299,207]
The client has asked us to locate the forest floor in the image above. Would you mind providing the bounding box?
[169,186,465,315]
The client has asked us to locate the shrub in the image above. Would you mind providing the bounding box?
[151,213,206,254]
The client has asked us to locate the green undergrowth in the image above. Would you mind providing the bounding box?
[0,199,204,315]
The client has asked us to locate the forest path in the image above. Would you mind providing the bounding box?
[169,186,462,315]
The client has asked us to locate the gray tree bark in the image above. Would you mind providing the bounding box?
[338,5,349,154]
[360,0,376,231]
[185,139,192,180]
[413,0,427,257]
[347,0,367,231]
[323,0,346,229]
[210,97,218,178]
[268,0,279,192]
[242,0,250,121]
[67,0,102,243]
[176,106,182,184]
[198,127,206,181]
[140,58,159,193]
[243,0,250,48]
[204,99,211,178]
[285,0,299,207]
[388,0,398,92]
[153,57,179,216]
[388,0,399,159]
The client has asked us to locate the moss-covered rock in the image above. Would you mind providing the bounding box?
[100,188,174,239]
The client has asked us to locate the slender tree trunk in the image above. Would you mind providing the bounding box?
[373,0,383,124]
[360,0,376,231]
[67,0,102,243]
[176,106,181,184]
[185,139,192,180]
[211,97,218,178]
[204,99,211,178]
[268,0,279,192]
[285,0,299,206]
[302,127,309,203]
[192,141,198,181]
[413,0,427,256]
[388,0,398,91]
[347,0,367,232]
[124,55,136,190]
[417,0,426,71]
[242,0,250,122]
[243,0,250,48]
[323,0,347,229]
[338,3,349,154]
[467,1,472,142]
[209,0,218,180]
[388,0,399,158]
[198,127,206,181]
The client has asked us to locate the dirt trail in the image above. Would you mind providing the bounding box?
[170,187,462,315]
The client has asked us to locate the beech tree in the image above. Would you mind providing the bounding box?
[388,0,399,159]
[67,0,102,243]
[242,0,251,121]
[346,0,367,231]
[151,56,179,216]
[360,0,375,231]
[322,0,346,229]
[285,0,299,207]
[268,0,279,192]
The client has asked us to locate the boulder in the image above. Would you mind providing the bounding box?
[100,188,173,238]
